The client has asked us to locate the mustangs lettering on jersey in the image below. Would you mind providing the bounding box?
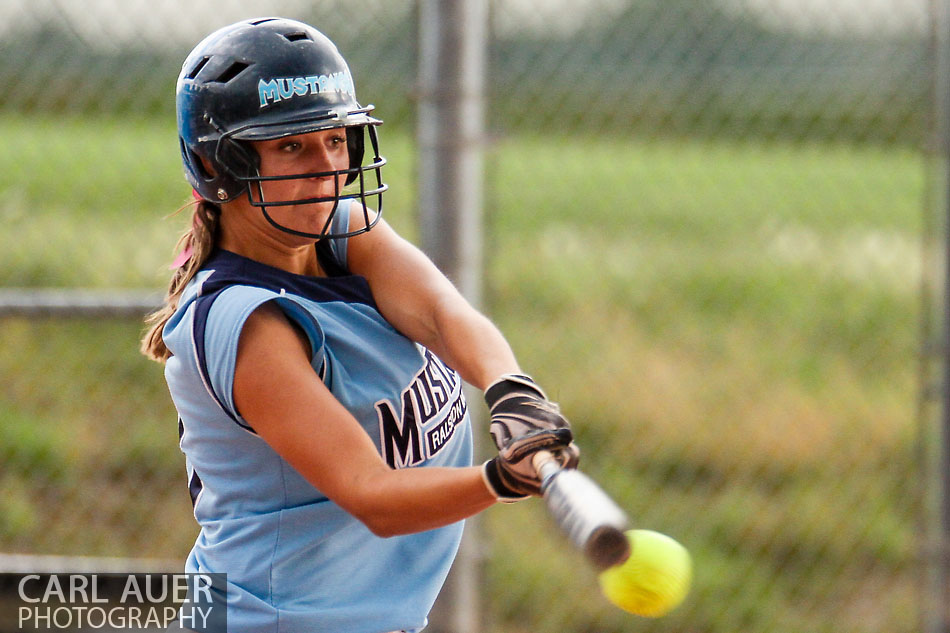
[375,349,467,469]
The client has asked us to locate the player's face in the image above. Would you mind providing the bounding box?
[249,128,350,235]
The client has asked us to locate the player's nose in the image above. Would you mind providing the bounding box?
[306,146,337,176]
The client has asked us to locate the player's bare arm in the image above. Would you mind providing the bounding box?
[346,205,520,390]
[232,301,496,537]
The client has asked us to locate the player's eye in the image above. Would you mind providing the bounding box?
[279,141,302,153]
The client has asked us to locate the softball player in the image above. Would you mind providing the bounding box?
[142,18,578,633]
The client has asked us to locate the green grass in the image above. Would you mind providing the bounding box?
[0,114,925,632]
[483,134,922,632]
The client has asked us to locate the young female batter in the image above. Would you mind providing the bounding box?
[142,17,578,633]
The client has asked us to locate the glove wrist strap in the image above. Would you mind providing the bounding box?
[484,374,546,408]
[481,459,528,504]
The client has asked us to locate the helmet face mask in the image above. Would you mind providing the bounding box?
[238,123,386,239]
[177,18,387,240]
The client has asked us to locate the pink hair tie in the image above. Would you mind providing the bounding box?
[169,190,206,269]
[169,245,194,270]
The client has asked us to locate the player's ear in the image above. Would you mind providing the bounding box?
[197,156,217,178]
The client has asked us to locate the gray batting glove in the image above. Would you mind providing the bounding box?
[484,374,580,495]
[481,458,530,503]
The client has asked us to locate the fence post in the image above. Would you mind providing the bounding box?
[416,1,488,632]
[935,0,950,631]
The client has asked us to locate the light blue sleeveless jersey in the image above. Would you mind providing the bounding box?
[162,207,473,633]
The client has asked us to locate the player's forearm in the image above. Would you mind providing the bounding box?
[424,294,521,390]
[346,465,496,537]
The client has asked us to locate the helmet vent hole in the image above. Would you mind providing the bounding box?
[250,18,278,26]
[188,148,214,181]
[212,62,249,84]
[283,31,311,43]
[186,56,211,80]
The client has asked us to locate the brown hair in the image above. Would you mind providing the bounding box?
[140,200,222,363]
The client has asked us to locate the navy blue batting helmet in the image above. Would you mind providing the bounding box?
[176,17,386,239]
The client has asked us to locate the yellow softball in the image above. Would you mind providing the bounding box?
[598,529,692,617]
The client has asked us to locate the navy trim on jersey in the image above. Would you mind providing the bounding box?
[315,239,350,277]
[193,284,255,431]
[190,249,376,433]
[199,249,376,308]
[188,470,204,507]
[179,419,204,508]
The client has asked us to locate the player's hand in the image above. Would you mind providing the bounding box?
[483,374,580,498]
[481,457,530,502]
[485,374,577,458]
[482,442,581,502]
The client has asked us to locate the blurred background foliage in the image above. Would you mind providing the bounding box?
[0,0,936,632]
[0,0,927,142]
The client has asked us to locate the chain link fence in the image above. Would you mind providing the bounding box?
[0,1,936,632]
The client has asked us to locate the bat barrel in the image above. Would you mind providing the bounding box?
[586,525,631,570]
[537,462,631,570]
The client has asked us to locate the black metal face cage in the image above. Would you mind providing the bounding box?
[213,109,388,240]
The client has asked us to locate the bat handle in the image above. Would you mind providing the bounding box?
[532,449,563,490]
